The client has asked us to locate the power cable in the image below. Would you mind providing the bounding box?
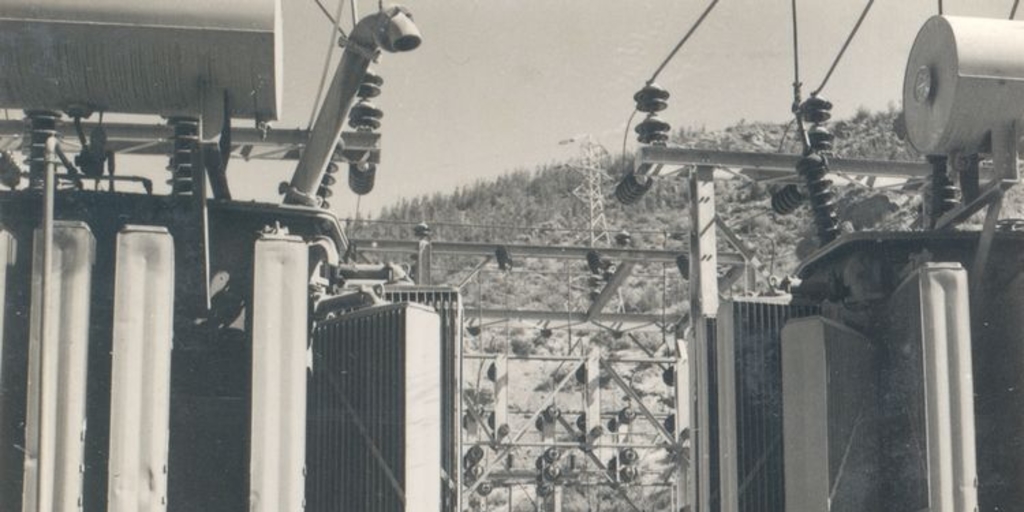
[308,0,348,130]
[938,0,943,15]
[620,0,723,164]
[1012,0,1021,19]
[810,0,876,96]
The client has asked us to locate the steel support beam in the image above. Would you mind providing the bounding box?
[585,261,635,320]
[353,239,746,266]
[469,308,675,333]
[0,120,380,162]
[689,166,718,512]
[636,145,934,179]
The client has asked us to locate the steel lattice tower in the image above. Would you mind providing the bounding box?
[565,136,612,247]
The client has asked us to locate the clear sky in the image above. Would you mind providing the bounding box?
[215,0,1018,217]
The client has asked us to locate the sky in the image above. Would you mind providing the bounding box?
[209,0,1020,218]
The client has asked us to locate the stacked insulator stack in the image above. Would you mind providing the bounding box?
[166,117,200,195]
[535,447,563,498]
[347,70,383,196]
[24,110,60,189]
[771,183,805,215]
[617,83,672,205]
[0,151,21,189]
[633,84,671,145]
[928,155,959,224]
[463,444,485,485]
[615,173,654,205]
[797,95,839,244]
[316,163,339,209]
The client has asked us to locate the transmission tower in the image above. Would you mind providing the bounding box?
[563,136,612,247]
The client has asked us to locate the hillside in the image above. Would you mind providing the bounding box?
[354,108,1003,511]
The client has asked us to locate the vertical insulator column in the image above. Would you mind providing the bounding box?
[928,155,958,226]
[616,84,672,205]
[166,118,199,196]
[797,96,840,244]
[23,111,60,189]
[346,70,382,198]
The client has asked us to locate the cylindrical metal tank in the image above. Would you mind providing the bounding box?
[0,0,281,119]
[903,16,1024,154]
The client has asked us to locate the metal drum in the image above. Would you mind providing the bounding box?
[903,16,1024,154]
[0,0,281,119]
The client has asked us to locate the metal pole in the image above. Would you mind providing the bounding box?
[36,135,57,512]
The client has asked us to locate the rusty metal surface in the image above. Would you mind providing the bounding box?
[22,221,95,512]
[107,226,174,512]
[0,0,281,118]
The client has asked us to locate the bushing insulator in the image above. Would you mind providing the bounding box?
[357,70,384,98]
[664,414,676,435]
[486,411,495,430]
[619,448,639,465]
[544,447,562,464]
[607,417,620,433]
[542,405,561,424]
[675,254,690,280]
[413,221,431,238]
[771,184,805,215]
[0,151,22,189]
[800,96,833,124]
[635,113,671,145]
[535,416,546,432]
[348,100,383,131]
[486,362,496,382]
[662,366,676,387]
[618,407,637,425]
[495,245,514,271]
[797,154,839,243]
[542,464,562,482]
[585,249,604,275]
[634,83,670,113]
[465,465,484,482]
[607,457,618,473]
[466,445,485,465]
[928,155,959,219]
[576,414,587,432]
[496,423,510,439]
[348,162,377,195]
[537,482,555,498]
[619,465,639,483]
[476,482,494,497]
[615,230,633,246]
[574,365,588,385]
[615,173,654,205]
[462,413,476,430]
[807,125,834,152]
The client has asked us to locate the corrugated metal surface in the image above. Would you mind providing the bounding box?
[382,286,461,511]
[22,221,96,512]
[107,226,174,512]
[886,263,977,512]
[0,0,281,118]
[307,303,441,512]
[781,317,879,511]
[249,232,308,512]
[716,299,818,512]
